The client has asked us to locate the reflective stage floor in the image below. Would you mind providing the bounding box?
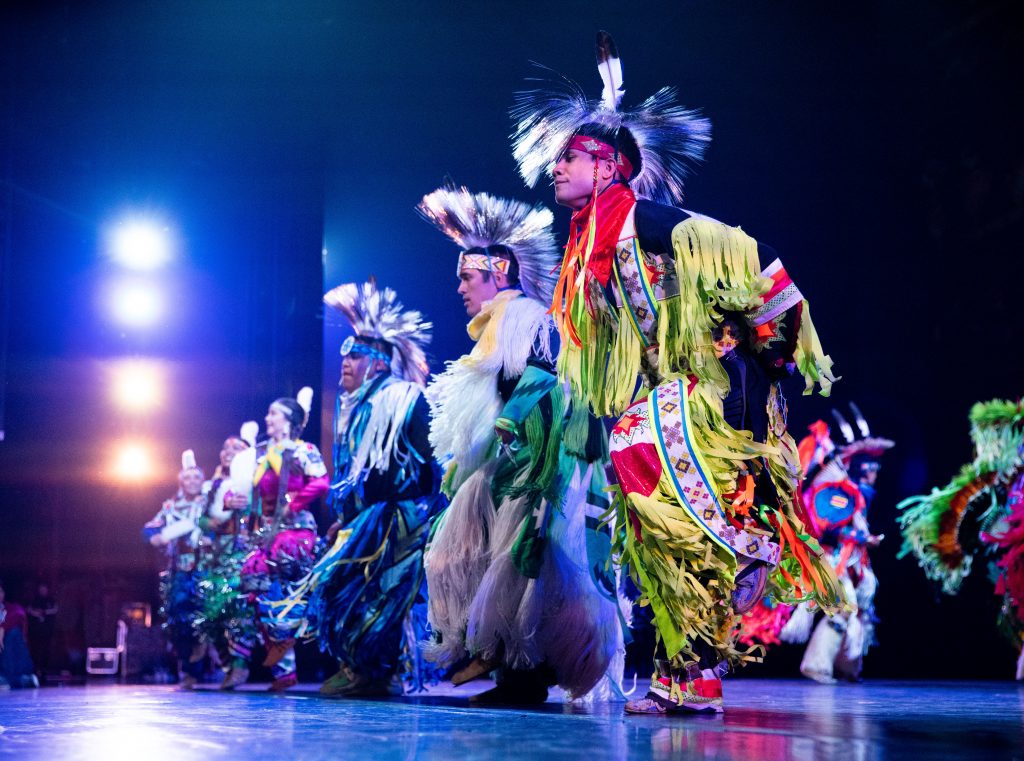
[1,679,1022,760]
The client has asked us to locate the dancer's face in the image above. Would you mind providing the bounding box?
[457,268,504,317]
[341,352,373,393]
[219,437,247,469]
[553,148,616,210]
[179,469,204,497]
[265,405,290,440]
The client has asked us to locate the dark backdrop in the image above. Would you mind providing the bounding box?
[1,1,1020,679]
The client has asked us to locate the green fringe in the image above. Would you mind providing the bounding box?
[558,215,838,418]
[661,217,765,400]
[563,401,592,459]
[557,286,641,418]
[897,399,1023,595]
[897,465,978,595]
[794,300,838,397]
[506,386,568,505]
[969,400,1024,473]
[611,486,756,668]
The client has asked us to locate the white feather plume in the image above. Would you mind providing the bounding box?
[239,420,259,447]
[324,278,432,386]
[596,30,624,111]
[417,186,561,306]
[511,32,711,206]
[181,449,196,471]
[296,386,313,418]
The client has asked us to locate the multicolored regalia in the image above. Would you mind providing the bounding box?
[511,31,843,713]
[237,388,328,690]
[419,187,623,705]
[268,280,441,696]
[740,406,892,684]
[192,423,259,688]
[142,449,207,687]
[899,400,1024,678]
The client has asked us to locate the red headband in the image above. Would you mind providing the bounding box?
[566,134,634,180]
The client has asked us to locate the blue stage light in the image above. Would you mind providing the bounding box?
[107,278,163,327]
[108,220,173,270]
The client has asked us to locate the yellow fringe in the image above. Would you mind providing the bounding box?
[661,217,768,400]
[559,215,838,417]
[794,300,838,396]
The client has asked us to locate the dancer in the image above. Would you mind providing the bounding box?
[195,423,259,689]
[143,450,207,688]
[270,279,440,697]
[741,405,893,684]
[0,580,37,690]
[511,32,843,713]
[418,186,622,706]
[238,388,328,691]
[899,399,1024,678]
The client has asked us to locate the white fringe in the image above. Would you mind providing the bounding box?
[425,361,501,486]
[464,464,620,699]
[344,380,423,480]
[800,619,843,682]
[780,602,816,644]
[426,294,553,485]
[423,463,497,666]
[841,613,865,664]
[856,566,878,611]
[484,295,554,380]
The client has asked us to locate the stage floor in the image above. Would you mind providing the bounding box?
[0,679,1021,760]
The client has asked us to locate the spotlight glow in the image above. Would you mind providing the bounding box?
[109,360,164,412]
[113,441,155,481]
[108,279,163,327]
[109,221,172,270]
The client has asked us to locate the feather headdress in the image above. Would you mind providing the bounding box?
[511,31,711,206]
[324,277,432,386]
[417,185,560,306]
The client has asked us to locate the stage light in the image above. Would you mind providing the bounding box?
[112,441,155,482]
[107,278,163,327]
[108,220,172,270]
[109,359,164,413]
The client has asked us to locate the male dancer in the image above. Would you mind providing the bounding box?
[419,186,622,705]
[512,32,842,713]
[270,279,441,696]
[143,450,207,688]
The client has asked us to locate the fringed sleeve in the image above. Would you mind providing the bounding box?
[557,215,837,418]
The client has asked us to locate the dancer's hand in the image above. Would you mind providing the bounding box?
[149,534,166,547]
[325,521,342,543]
[225,492,249,510]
